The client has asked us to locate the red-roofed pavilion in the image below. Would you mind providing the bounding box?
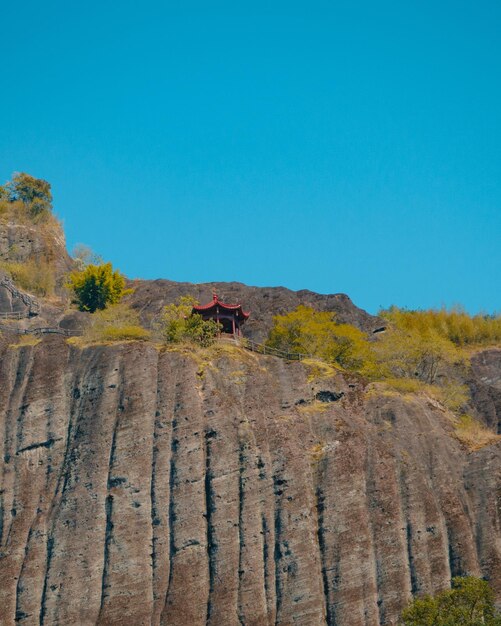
[192,293,250,336]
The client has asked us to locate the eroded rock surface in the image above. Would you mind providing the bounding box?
[0,336,500,626]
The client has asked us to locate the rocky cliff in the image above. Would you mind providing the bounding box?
[1,334,500,626]
[126,279,385,343]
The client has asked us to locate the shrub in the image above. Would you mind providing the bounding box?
[68,262,128,312]
[160,296,221,347]
[401,576,501,625]
[266,305,377,372]
[371,326,463,384]
[81,304,150,343]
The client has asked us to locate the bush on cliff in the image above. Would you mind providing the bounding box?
[160,296,221,347]
[68,262,129,313]
[370,324,463,384]
[266,305,376,373]
[79,304,150,343]
[400,576,501,625]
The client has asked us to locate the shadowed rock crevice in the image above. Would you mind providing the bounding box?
[204,428,217,625]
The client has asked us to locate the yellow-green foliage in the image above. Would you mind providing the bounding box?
[68,262,129,313]
[0,259,55,296]
[266,304,501,424]
[10,334,41,348]
[160,296,221,347]
[372,379,469,412]
[453,414,501,451]
[401,576,501,625]
[267,305,376,372]
[302,358,340,382]
[381,306,501,347]
[371,325,463,384]
[77,304,150,343]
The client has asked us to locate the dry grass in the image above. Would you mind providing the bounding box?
[452,414,501,451]
[296,400,331,416]
[310,442,327,462]
[0,259,56,297]
[9,334,41,348]
[302,358,341,382]
[367,379,469,414]
[69,304,151,346]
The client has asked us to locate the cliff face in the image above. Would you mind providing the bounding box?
[1,336,500,626]
[0,219,72,277]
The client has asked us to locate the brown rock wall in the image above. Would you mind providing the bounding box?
[0,337,500,626]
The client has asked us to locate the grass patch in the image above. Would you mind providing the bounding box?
[369,379,469,414]
[9,334,41,348]
[0,259,55,297]
[453,414,501,451]
[310,442,327,462]
[97,325,150,341]
[296,400,332,415]
[302,358,340,382]
[70,304,150,345]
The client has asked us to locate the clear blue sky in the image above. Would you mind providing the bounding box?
[1,1,500,314]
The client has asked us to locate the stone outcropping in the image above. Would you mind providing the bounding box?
[0,336,499,626]
[0,220,72,274]
[0,274,40,317]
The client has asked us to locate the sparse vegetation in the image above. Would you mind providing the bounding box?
[452,414,501,451]
[400,576,501,625]
[72,304,150,344]
[10,334,42,348]
[0,259,55,297]
[68,262,129,313]
[71,244,104,270]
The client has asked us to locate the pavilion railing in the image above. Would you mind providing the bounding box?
[0,311,24,320]
[0,325,84,337]
[236,336,307,361]
[0,322,304,361]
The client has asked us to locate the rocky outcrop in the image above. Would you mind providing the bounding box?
[469,349,501,433]
[0,274,40,317]
[0,336,500,626]
[0,220,71,273]
[127,279,385,342]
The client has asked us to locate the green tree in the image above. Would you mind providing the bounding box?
[161,296,221,347]
[68,262,128,313]
[401,576,501,626]
[5,172,53,217]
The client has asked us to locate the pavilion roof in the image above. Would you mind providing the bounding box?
[192,294,250,320]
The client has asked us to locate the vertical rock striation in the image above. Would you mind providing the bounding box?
[0,336,500,625]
